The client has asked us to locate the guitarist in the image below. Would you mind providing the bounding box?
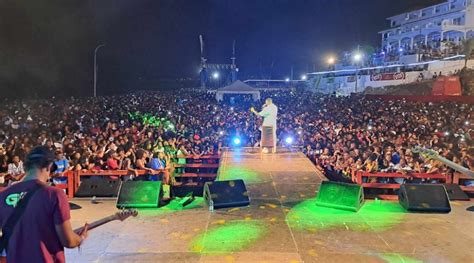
[0,146,88,263]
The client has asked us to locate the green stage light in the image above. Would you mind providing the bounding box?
[218,167,264,184]
[189,221,267,253]
[378,253,423,263]
[136,197,205,216]
[286,199,406,232]
[315,181,364,212]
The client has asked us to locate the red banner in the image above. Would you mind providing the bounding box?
[370,72,405,81]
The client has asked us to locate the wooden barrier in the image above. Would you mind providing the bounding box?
[74,169,144,192]
[0,172,75,198]
[46,154,222,198]
[356,171,451,186]
[453,173,474,193]
[173,154,221,196]
[51,171,75,198]
[355,171,452,200]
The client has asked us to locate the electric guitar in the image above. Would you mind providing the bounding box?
[74,209,138,233]
[412,146,474,177]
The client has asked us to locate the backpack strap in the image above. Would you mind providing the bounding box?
[0,183,44,253]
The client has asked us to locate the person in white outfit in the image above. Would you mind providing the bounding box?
[251,98,278,153]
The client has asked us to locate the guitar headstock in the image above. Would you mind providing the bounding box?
[412,146,438,159]
[114,209,138,221]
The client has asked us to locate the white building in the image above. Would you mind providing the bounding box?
[303,0,474,95]
[380,0,474,53]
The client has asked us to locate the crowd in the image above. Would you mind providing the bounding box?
[0,89,472,186]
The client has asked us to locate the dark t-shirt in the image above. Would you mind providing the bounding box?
[0,179,70,263]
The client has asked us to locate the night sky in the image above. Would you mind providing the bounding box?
[0,0,443,97]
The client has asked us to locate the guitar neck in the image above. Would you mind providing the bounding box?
[75,215,116,232]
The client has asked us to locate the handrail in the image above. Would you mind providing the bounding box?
[74,169,157,193]
[176,154,221,159]
[355,171,451,185]
[71,154,222,197]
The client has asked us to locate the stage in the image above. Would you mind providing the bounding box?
[67,149,474,262]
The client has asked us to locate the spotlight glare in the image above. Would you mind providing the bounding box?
[285,137,294,145]
[212,72,219,79]
[219,131,224,136]
[285,78,290,82]
[444,131,450,136]
[465,121,470,125]
[233,137,241,145]
[327,56,336,65]
[301,75,307,81]
[353,52,363,62]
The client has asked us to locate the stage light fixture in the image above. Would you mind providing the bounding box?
[353,52,362,62]
[233,137,241,145]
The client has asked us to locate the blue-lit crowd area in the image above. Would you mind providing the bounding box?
[0,89,472,186]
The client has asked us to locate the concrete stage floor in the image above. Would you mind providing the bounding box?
[67,149,474,263]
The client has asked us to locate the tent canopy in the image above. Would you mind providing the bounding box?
[215,80,260,101]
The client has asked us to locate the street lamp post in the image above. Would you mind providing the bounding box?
[353,53,362,93]
[94,43,106,97]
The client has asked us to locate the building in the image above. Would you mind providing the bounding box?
[301,0,474,95]
[380,0,474,53]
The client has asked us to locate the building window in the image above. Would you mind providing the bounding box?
[453,17,463,25]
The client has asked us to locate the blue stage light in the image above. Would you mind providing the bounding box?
[285,137,294,145]
[233,137,241,145]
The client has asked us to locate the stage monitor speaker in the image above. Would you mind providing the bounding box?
[204,179,250,209]
[399,184,451,213]
[116,181,162,208]
[75,178,121,197]
[444,184,470,201]
[315,181,364,212]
